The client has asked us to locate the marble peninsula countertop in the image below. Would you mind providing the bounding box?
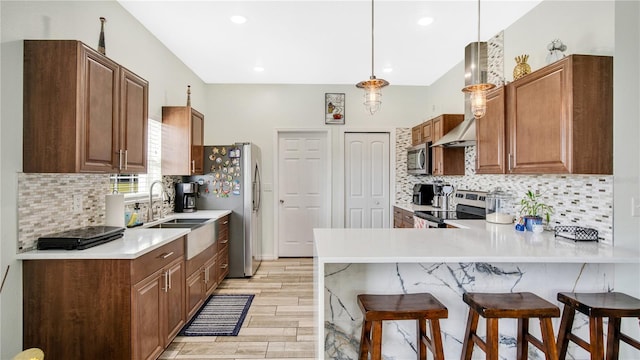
[313,225,640,264]
[16,210,231,260]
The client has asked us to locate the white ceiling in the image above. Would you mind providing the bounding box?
[118,0,542,86]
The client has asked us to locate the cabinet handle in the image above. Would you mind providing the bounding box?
[223,221,229,225]
[124,150,128,170]
[117,150,123,171]
[221,239,228,244]
[159,251,174,259]
[163,271,169,293]
[508,153,512,173]
[191,160,195,174]
[168,269,172,290]
[221,264,228,269]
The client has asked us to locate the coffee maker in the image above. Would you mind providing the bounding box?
[412,184,435,205]
[175,182,198,212]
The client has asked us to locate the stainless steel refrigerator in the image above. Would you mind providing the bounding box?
[191,142,262,277]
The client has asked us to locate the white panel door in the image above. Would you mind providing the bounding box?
[278,131,329,256]
[345,132,390,228]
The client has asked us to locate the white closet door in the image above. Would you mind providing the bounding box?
[345,132,390,228]
[277,131,329,256]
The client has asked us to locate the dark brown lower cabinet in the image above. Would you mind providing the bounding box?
[23,237,185,360]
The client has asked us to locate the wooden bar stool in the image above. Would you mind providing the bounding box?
[357,293,448,360]
[557,292,640,360]
[461,292,560,360]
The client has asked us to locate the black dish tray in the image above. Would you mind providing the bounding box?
[554,225,599,242]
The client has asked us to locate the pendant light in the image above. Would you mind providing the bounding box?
[462,0,495,119]
[356,0,389,115]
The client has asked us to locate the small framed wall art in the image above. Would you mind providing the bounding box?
[325,93,345,125]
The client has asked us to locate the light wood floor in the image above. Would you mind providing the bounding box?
[160,258,316,359]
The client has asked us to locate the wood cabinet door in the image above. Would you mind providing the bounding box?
[432,118,443,175]
[422,121,432,143]
[204,257,218,295]
[79,45,120,172]
[120,68,148,173]
[132,272,164,360]
[411,125,422,145]
[507,60,570,173]
[216,247,230,284]
[191,109,204,174]
[185,270,205,321]
[476,87,506,174]
[164,259,186,346]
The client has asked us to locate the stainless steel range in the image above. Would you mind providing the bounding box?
[414,190,487,228]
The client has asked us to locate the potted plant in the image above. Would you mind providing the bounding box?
[519,190,554,231]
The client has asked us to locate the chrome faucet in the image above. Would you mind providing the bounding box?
[149,180,169,222]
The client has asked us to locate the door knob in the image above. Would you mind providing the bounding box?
[280,200,284,204]
[375,201,380,205]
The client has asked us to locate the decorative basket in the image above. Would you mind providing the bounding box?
[554,226,599,242]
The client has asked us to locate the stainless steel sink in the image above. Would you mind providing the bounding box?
[148,218,217,259]
[161,218,209,224]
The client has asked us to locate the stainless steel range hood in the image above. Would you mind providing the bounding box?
[432,42,489,148]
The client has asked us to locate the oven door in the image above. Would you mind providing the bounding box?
[413,215,445,228]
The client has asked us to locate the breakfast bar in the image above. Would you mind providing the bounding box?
[314,225,640,359]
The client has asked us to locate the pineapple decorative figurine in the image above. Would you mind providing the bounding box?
[513,54,531,80]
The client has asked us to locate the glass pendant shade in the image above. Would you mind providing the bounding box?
[357,76,388,115]
[462,0,495,119]
[463,83,495,119]
[356,0,388,115]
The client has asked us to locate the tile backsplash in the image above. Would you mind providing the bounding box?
[17,173,180,252]
[395,128,613,243]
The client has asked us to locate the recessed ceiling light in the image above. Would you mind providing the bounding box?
[417,17,434,26]
[253,66,264,72]
[230,15,247,24]
[383,67,393,73]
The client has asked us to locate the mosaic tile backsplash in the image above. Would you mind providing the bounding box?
[395,128,613,243]
[17,173,180,252]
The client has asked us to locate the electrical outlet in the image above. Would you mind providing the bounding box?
[72,194,83,214]
[633,197,640,217]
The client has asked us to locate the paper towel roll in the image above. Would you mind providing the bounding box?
[105,194,125,227]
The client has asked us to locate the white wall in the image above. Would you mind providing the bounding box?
[0,1,206,357]
[613,0,640,290]
[204,84,430,257]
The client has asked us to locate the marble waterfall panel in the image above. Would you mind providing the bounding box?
[324,262,612,360]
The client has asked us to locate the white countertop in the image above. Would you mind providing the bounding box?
[16,210,231,260]
[313,226,640,264]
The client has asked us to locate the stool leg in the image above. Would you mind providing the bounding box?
[589,316,604,360]
[517,318,529,360]
[486,318,499,360]
[606,317,621,360]
[371,320,383,360]
[540,318,559,360]
[429,319,445,360]
[461,308,480,360]
[359,320,371,360]
[557,304,575,359]
[417,318,426,360]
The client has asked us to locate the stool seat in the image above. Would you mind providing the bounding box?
[464,292,560,319]
[557,292,640,360]
[461,292,560,360]
[357,293,448,360]
[557,292,640,318]
[358,293,448,321]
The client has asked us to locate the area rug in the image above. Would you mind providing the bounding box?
[179,294,254,336]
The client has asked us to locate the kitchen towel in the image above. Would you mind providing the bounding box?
[105,194,125,227]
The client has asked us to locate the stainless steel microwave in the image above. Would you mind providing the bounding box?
[407,143,431,175]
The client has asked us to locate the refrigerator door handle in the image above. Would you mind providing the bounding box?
[253,163,261,212]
